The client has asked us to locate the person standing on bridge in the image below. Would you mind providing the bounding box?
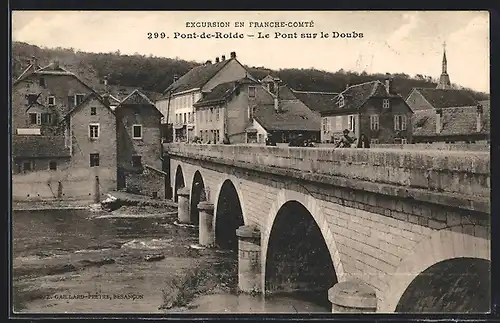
[222,133,231,145]
[357,133,370,148]
[336,129,355,148]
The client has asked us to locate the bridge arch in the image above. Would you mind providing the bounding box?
[213,177,246,251]
[173,165,185,202]
[381,224,491,313]
[261,189,345,305]
[189,170,207,225]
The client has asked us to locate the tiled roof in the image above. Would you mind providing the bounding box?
[412,101,490,137]
[193,77,259,107]
[253,100,321,132]
[411,88,478,111]
[291,90,339,113]
[276,85,299,100]
[161,59,233,96]
[12,135,70,158]
[117,89,163,116]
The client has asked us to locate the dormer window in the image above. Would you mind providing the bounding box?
[90,107,97,115]
[47,96,55,106]
[338,95,345,108]
[39,78,45,87]
[383,99,390,109]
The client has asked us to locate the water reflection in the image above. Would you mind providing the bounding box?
[183,292,330,313]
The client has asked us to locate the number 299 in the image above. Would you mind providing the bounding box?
[148,32,166,39]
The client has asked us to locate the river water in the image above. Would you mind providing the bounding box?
[12,208,330,313]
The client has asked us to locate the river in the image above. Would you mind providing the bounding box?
[12,207,330,313]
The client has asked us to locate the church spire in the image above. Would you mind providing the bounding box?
[436,41,452,90]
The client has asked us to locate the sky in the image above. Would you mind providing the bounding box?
[12,11,490,93]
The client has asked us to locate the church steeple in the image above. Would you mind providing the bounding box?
[436,42,452,90]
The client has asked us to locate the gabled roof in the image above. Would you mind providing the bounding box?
[409,88,478,111]
[62,92,114,121]
[412,101,490,137]
[320,81,397,115]
[15,63,43,82]
[161,59,233,97]
[193,77,259,107]
[253,100,321,132]
[116,89,163,116]
[291,89,339,113]
[13,62,96,93]
[12,135,71,158]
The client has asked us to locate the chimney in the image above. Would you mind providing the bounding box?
[206,60,212,65]
[31,56,38,71]
[476,104,483,132]
[104,75,109,93]
[436,109,442,133]
[53,60,60,69]
[230,51,236,59]
[384,78,393,94]
[221,55,226,61]
[215,57,220,63]
[173,74,179,82]
[345,83,350,90]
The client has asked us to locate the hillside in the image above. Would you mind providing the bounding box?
[12,41,489,101]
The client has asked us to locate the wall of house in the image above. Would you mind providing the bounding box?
[13,157,71,174]
[116,104,162,195]
[321,114,359,143]
[359,98,413,144]
[197,104,226,143]
[247,119,268,144]
[202,59,249,92]
[405,90,434,111]
[12,74,93,134]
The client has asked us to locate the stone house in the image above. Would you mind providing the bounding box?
[291,89,339,119]
[155,51,256,142]
[115,89,164,198]
[193,76,269,144]
[405,87,478,112]
[12,59,95,136]
[412,100,490,144]
[320,79,414,144]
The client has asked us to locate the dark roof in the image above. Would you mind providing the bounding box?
[12,135,71,158]
[161,59,233,96]
[62,92,113,120]
[116,89,163,116]
[320,81,398,115]
[253,100,321,132]
[410,88,478,111]
[276,85,299,100]
[193,77,259,107]
[291,90,339,113]
[412,101,490,137]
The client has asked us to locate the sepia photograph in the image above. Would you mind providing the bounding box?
[10,10,491,315]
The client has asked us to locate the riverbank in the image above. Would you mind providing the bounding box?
[12,199,240,313]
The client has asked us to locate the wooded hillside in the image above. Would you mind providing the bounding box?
[12,41,489,101]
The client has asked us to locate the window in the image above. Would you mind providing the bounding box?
[47,96,55,106]
[74,94,85,106]
[370,115,380,131]
[215,108,219,121]
[29,113,37,125]
[335,116,342,131]
[338,95,345,108]
[394,115,407,131]
[183,113,187,124]
[90,107,97,115]
[39,78,45,87]
[41,113,52,125]
[23,161,32,172]
[268,83,275,94]
[401,138,408,144]
[322,118,328,132]
[248,86,256,98]
[370,139,379,145]
[209,108,213,122]
[49,161,57,170]
[383,99,390,109]
[188,112,191,123]
[132,124,142,139]
[90,153,100,167]
[89,124,99,139]
[132,155,142,167]
[348,115,356,132]
[27,94,38,105]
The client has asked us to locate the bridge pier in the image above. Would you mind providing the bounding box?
[177,187,191,224]
[328,280,377,313]
[236,225,261,294]
[198,201,215,247]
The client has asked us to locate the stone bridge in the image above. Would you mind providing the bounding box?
[163,143,490,313]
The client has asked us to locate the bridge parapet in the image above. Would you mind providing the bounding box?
[165,144,490,214]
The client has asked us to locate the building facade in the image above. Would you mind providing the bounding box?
[320,80,414,144]
[155,51,253,142]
